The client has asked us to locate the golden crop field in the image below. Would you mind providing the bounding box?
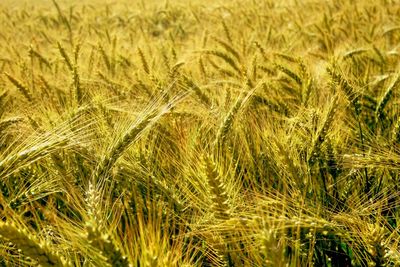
[1,0,400,266]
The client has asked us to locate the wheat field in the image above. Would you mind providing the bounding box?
[1,0,400,266]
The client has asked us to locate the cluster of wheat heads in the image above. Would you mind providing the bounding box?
[1,0,400,266]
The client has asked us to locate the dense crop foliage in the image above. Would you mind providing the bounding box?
[1,0,400,266]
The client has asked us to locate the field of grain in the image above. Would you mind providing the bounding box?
[1,0,400,266]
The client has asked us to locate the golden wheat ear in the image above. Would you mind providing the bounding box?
[94,90,187,185]
[376,73,400,121]
[4,73,33,103]
[0,222,70,266]
[0,116,24,134]
[85,222,130,267]
[0,115,94,178]
[203,155,231,221]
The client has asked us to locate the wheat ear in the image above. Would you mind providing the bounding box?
[138,48,150,74]
[203,155,230,220]
[0,222,70,266]
[214,86,256,149]
[0,117,24,133]
[72,64,82,105]
[4,73,33,102]
[376,73,400,120]
[57,42,73,71]
[94,92,185,184]
[202,50,241,75]
[85,222,130,267]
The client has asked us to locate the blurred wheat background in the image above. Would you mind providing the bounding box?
[1,0,400,266]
